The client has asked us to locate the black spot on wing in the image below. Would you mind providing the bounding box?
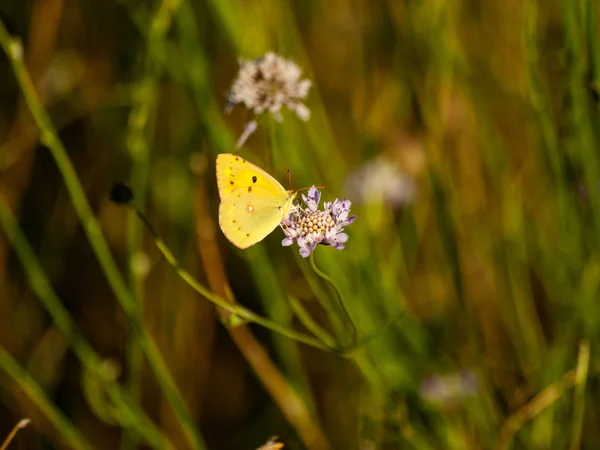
[252,176,257,183]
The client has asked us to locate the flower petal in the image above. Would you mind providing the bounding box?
[299,246,312,258]
[294,103,311,121]
[235,120,258,149]
[303,187,320,211]
[332,233,349,246]
[308,186,321,204]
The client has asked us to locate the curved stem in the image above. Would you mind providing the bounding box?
[130,204,336,353]
[309,252,357,348]
[123,2,172,450]
[0,419,30,450]
[288,296,338,349]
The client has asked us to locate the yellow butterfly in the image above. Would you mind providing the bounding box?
[216,153,296,249]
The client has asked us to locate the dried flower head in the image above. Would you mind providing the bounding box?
[227,52,312,122]
[281,186,356,258]
[227,53,312,148]
[345,157,416,207]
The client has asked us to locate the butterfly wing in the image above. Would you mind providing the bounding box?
[216,153,289,200]
[219,185,295,248]
[216,153,295,248]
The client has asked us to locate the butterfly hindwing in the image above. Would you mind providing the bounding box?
[219,185,293,249]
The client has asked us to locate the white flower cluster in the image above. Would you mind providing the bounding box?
[228,52,312,122]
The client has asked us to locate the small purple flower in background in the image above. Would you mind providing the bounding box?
[419,370,479,407]
[281,186,357,258]
[345,157,417,208]
[226,52,312,148]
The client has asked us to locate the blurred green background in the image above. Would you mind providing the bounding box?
[1,0,600,449]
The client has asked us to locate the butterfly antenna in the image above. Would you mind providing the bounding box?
[292,185,325,194]
[287,169,293,190]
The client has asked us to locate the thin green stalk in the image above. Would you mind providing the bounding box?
[287,296,338,349]
[0,19,204,450]
[309,252,357,349]
[245,245,318,418]
[589,0,600,98]
[0,347,93,450]
[0,201,99,366]
[570,340,590,450]
[561,0,600,251]
[522,0,569,229]
[173,0,235,154]
[267,117,279,171]
[123,1,175,449]
[128,204,337,352]
[497,368,578,450]
[294,251,346,336]
[0,199,175,449]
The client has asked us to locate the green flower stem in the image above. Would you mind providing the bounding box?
[0,347,93,450]
[123,1,177,449]
[309,252,357,349]
[497,367,579,450]
[0,19,204,450]
[287,296,338,349]
[294,252,346,338]
[570,340,590,450]
[522,0,568,227]
[267,117,279,171]
[0,199,175,449]
[130,205,337,353]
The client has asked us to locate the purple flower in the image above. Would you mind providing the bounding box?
[345,157,417,207]
[419,370,479,407]
[281,186,357,258]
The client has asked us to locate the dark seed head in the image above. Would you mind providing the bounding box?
[110,183,134,204]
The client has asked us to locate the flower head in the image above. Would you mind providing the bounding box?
[419,371,479,407]
[227,52,312,122]
[281,186,357,258]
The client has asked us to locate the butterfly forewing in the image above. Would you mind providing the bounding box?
[216,153,288,200]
